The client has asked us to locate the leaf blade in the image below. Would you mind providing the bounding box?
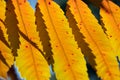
[0,0,14,78]
[7,0,51,80]
[36,0,89,80]
[101,0,120,60]
[67,0,120,80]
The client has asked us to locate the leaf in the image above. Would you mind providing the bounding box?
[36,0,89,80]
[100,0,120,60]
[0,0,6,20]
[35,5,54,65]
[0,0,14,78]
[66,0,120,80]
[7,0,50,80]
[5,0,20,56]
[66,5,96,69]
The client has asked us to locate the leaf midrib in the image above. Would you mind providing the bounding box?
[73,0,113,79]
[16,0,40,80]
[44,1,77,80]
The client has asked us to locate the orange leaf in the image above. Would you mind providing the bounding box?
[0,0,14,78]
[6,0,50,80]
[66,0,120,80]
[36,0,89,80]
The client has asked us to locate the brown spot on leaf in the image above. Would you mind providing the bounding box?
[24,0,26,2]
[79,27,82,29]
[106,71,111,76]
[68,64,70,67]
[19,3,22,5]
[25,46,28,48]
[105,10,110,14]
[66,31,69,34]
[110,35,112,38]
[84,11,86,13]
[64,69,67,72]
[116,9,118,11]
[74,0,76,2]
[30,37,32,40]
[79,21,82,25]
[48,2,51,5]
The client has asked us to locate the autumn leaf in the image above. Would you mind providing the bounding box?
[36,0,89,80]
[66,0,120,80]
[100,0,120,61]
[5,0,50,80]
[0,0,14,78]
[35,4,54,65]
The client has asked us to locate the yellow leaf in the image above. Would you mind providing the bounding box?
[35,5,54,65]
[101,0,120,60]
[66,5,96,69]
[0,0,14,78]
[0,0,6,20]
[5,0,20,56]
[0,23,14,78]
[66,0,120,80]
[6,0,50,80]
[36,0,89,80]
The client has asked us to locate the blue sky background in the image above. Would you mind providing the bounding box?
[28,0,37,8]
[28,0,67,9]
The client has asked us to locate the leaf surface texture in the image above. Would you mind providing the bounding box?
[7,0,51,80]
[36,0,89,80]
[0,0,14,78]
[66,0,120,80]
[101,0,120,60]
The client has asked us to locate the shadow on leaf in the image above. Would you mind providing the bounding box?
[35,4,54,66]
[66,5,96,69]
[5,0,20,56]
